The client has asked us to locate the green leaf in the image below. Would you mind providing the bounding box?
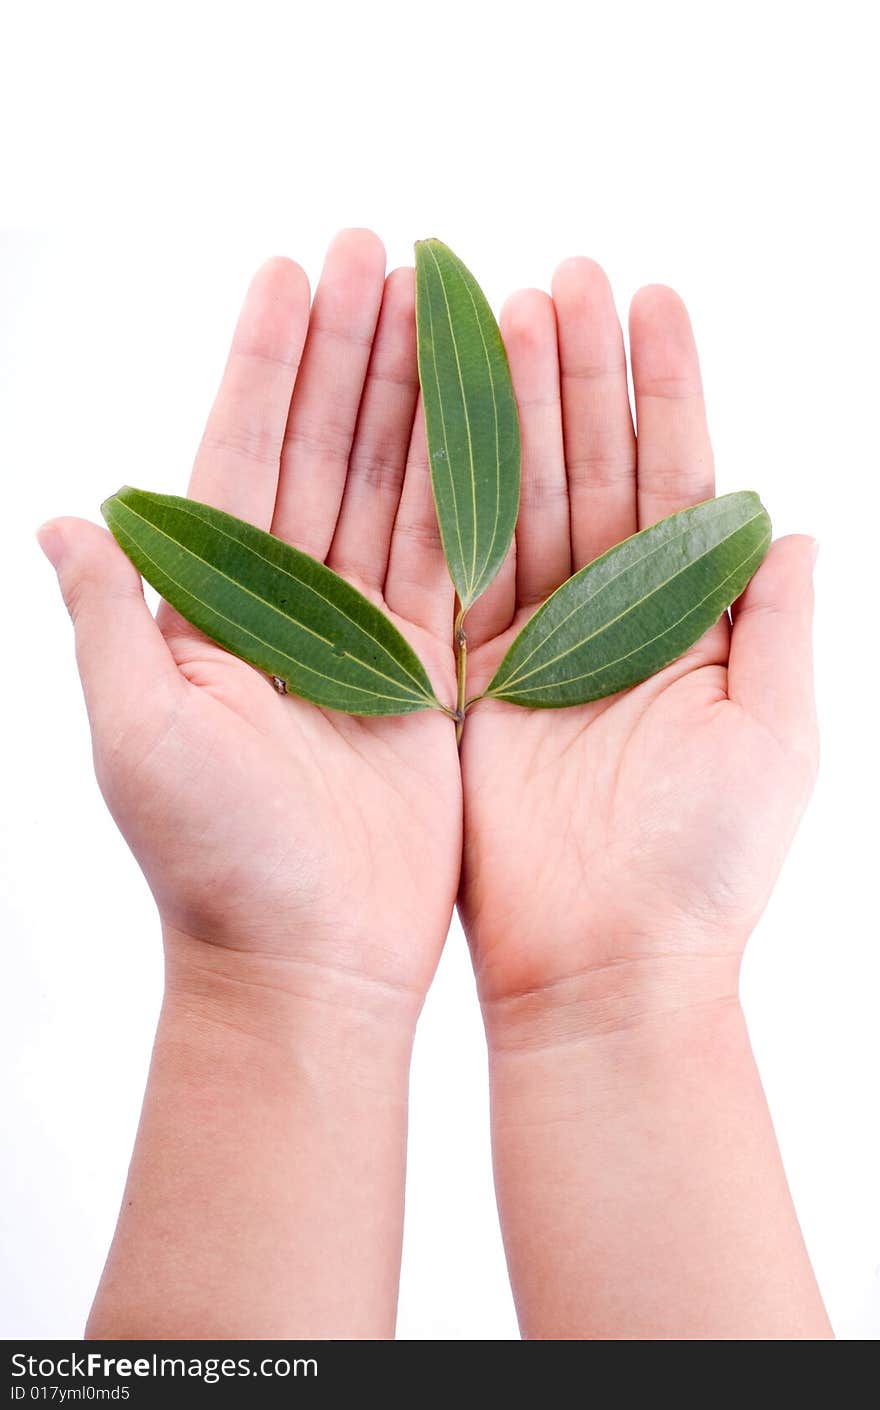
[486,492,771,708]
[102,488,443,717]
[415,238,520,610]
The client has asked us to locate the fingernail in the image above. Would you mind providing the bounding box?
[809,539,820,569]
[36,522,64,570]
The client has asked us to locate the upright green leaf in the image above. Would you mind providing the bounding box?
[102,488,443,717]
[486,492,771,708]
[415,239,520,609]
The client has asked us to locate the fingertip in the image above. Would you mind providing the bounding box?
[629,284,702,396]
[499,288,556,351]
[326,227,387,275]
[383,265,415,311]
[629,283,692,337]
[777,532,819,564]
[233,258,311,370]
[36,519,64,569]
[551,255,613,306]
[500,286,553,320]
[42,516,141,578]
[38,515,104,567]
[631,280,685,304]
[762,533,819,574]
[252,255,311,305]
[728,531,819,764]
[769,534,820,593]
[733,535,817,622]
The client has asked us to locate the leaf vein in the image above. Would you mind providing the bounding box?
[172,498,432,698]
[498,510,764,690]
[426,243,479,597]
[499,532,770,697]
[423,263,468,591]
[457,262,504,598]
[113,500,430,702]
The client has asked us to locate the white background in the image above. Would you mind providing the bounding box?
[2,1,878,1340]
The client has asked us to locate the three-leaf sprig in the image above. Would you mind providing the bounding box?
[102,241,771,735]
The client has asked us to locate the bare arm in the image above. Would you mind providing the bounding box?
[87,936,416,1339]
[462,259,830,1339]
[40,233,459,1339]
[485,967,831,1340]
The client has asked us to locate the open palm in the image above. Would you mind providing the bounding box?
[46,231,459,1003]
[459,260,817,1008]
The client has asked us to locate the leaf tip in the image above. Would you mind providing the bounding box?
[100,485,135,519]
[414,237,451,260]
[746,489,771,533]
[734,487,767,511]
[717,489,772,539]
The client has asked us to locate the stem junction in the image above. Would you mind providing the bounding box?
[454,605,468,745]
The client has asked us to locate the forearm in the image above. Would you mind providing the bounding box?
[87,928,418,1340]
[483,957,832,1341]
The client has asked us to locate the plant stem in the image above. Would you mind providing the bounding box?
[454,605,468,745]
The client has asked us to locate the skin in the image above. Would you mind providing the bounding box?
[39,233,830,1339]
[40,232,460,1338]
[458,262,831,1338]
[45,234,459,999]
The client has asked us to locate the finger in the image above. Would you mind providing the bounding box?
[327,268,419,590]
[384,401,455,637]
[728,535,818,760]
[272,228,387,557]
[630,285,715,529]
[190,257,310,526]
[501,289,569,608]
[463,541,516,650]
[552,257,636,570]
[464,287,566,648]
[38,518,182,741]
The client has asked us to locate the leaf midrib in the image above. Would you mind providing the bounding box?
[111,518,416,706]
[498,530,770,697]
[423,271,468,590]
[114,499,431,703]
[175,497,432,697]
[426,242,480,597]
[457,262,503,598]
[495,508,763,691]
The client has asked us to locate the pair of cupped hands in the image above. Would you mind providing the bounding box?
[41,229,818,1040]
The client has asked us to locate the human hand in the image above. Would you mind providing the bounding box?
[41,233,466,1338]
[456,261,827,1340]
[460,260,818,1026]
[39,230,459,1018]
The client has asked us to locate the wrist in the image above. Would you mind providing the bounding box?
[162,922,421,1065]
[484,967,831,1341]
[486,975,750,1155]
[479,951,742,1057]
[90,923,417,1341]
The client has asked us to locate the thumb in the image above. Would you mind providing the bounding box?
[727,534,818,767]
[38,517,181,737]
